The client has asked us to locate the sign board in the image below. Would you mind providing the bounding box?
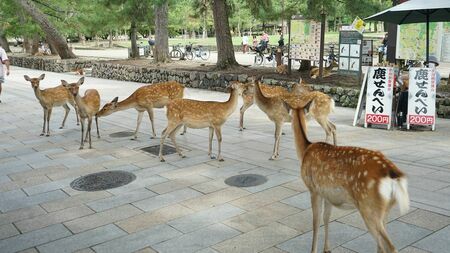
[407,68,436,130]
[364,67,395,129]
[338,31,363,77]
[361,40,373,66]
[352,17,365,34]
[289,16,322,61]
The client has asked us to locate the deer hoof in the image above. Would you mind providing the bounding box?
[181,155,186,158]
[324,251,331,253]
[180,132,185,135]
[269,155,278,160]
[150,136,156,139]
[281,132,286,135]
[40,133,45,136]
[160,158,166,162]
[79,146,84,150]
[46,134,50,137]
[77,123,80,126]
[239,128,243,131]
[218,158,225,162]
[210,155,216,159]
[59,126,64,129]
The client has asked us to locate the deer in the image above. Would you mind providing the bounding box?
[253,80,291,160]
[61,77,100,149]
[96,81,185,140]
[158,81,240,162]
[286,97,409,253]
[24,74,80,136]
[310,60,338,79]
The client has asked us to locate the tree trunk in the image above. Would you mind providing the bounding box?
[299,60,311,71]
[23,37,31,53]
[13,0,76,59]
[31,34,40,55]
[0,30,11,52]
[202,12,207,39]
[109,30,113,48]
[212,0,239,69]
[130,20,139,58]
[45,34,58,55]
[154,0,169,63]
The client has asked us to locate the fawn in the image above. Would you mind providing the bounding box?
[287,99,409,253]
[310,60,338,79]
[24,74,80,136]
[96,81,185,139]
[159,82,240,162]
[61,77,100,149]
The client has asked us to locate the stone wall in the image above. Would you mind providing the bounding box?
[437,97,450,119]
[9,54,97,73]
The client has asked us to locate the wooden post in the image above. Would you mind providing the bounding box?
[319,10,326,79]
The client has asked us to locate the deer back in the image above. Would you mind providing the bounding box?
[81,89,101,115]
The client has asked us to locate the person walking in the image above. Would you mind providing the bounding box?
[242,33,249,54]
[0,45,10,103]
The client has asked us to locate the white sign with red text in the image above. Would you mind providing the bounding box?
[364,67,394,129]
[407,68,436,130]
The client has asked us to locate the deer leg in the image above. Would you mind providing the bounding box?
[169,125,185,158]
[239,101,253,131]
[310,192,323,253]
[146,108,156,139]
[60,104,70,129]
[208,127,215,159]
[79,118,85,150]
[323,200,332,253]
[87,117,93,149]
[95,116,100,138]
[132,111,144,140]
[41,108,47,136]
[270,121,283,160]
[159,122,177,162]
[214,127,224,161]
[316,117,333,145]
[180,125,187,135]
[327,120,337,145]
[360,207,388,253]
[70,101,80,126]
[46,108,52,136]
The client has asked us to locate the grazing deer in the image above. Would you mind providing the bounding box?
[71,67,84,76]
[287,99,409,253]
[159,82,240,162]
[310,60,338,79]
[288,80,337,145]
[61,77,100,149]
[96,81,185,140]
[24,74,80,136]
[236,81,289,131]
[253,80,291,160]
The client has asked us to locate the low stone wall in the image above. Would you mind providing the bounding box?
[91,62,360,108]
[9,54,97,73]
[437,97,450,119]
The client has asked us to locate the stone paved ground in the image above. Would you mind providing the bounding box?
[1,66,450,253]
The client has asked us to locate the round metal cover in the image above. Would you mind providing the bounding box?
[224,174,267,187]
[70,170,136,191]
[109,131,135,138]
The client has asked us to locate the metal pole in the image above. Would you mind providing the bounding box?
[319,11,326,79]
[288,18,292,75]
[426,13,430,65]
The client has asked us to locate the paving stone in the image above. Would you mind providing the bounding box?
[0,189,27,202]
[168,203,244,233]
[224,202,300,232]
[281,179,309,193]
[0,159,32,177]
[408,187,450,212]
[132,248,157,253]
[134,188,202,212]
[47,165,107,181]
[37,224,126,253]
[343,221,432,253]
[152,223,240,253]
[0,189,68,212]
[73,248,95,253]
[0,224,19,240]
[180,187,250,211]
[231,186,297,211]
[280,191,311,210]
[22,178,74,196]
[107,175,168,195]
[15,205,94,233]
[147,175,210,195]
[0,176,51,193]
[400,246,431,253]
[160,163,216,180]
[399,209,450,231]
[199,162,259,179]
[190,179,229,194]
[93,224,182,253]
[64,204,143,234]
[41,191,111,212]
[0,206,47,226]
[278,222,366,253]
[244,172,297,193]
[413,225,450,253]
[17,248,39,253]
[116,204,194,233]
[8,166,69,181]
[0,224,71,253]
[87,188,156,212]
[195,248,220,253]
[330,247,358,253]
[260,247,289,253]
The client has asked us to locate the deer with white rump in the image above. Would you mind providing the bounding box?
[285,97,409,253]
[61,77,100,149]
[24,74,80,136]
[159,81,240,162]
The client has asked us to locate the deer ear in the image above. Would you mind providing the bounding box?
[39,74,45,80]
[78,77,85,85]
[24,75,31,81]
[111,97,119,104]
[61,80,69,87]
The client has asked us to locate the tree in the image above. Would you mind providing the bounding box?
[212,0,239,69]
[12,0,76,59]
[154,0,170,62]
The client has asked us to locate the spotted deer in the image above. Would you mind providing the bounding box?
[287,99,409,253]
[61,77,100,149]
[253,80,291,160]
[24,74,80,136]
[96,81,185,139]
[159,82,240,162]
[310,60,338,79]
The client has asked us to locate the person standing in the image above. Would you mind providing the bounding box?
[148,36,155,57]
[0,45,10,103]
[242,33,249,53]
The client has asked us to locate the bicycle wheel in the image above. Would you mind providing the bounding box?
[185,51,193,60]
[200,48,210,60]
[174,50,183,59]
[254,55,263,65]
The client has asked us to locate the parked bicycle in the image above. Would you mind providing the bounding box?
[324,44,338,67]
[169,43,184,59]
[185,43,210,60]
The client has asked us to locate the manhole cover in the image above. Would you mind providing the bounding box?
[141,145,178,156]
[224,174,267,187]
[109,131,135,138]
[70,170,136,191]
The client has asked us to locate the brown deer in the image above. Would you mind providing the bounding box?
[24,74,80,136]
[253,80,291,160]
[159,82,240,162]
[61,77,100,149]
[287,99,409,253]
[310,60,338,79]
[96,81,185,140]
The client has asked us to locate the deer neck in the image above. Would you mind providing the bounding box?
[223,88,239,116]
[32,87,47,105]
[292,108,311,159]
[113,95,138,112]
[74,93,89,112]
[254,83,270,106]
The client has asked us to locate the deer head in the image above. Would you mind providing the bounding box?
[61,77,85,97]
[97,97,119,117]
[24,74,45,89]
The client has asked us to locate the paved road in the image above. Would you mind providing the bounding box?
[0,66,449,253]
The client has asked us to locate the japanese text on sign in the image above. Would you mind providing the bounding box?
[365,67,394,126]
[407,68,436,127]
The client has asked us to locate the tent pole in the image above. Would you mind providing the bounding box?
[426,13,430,65]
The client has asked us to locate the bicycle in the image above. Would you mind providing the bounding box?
[169,43,184,59]
[185,43,210,60]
